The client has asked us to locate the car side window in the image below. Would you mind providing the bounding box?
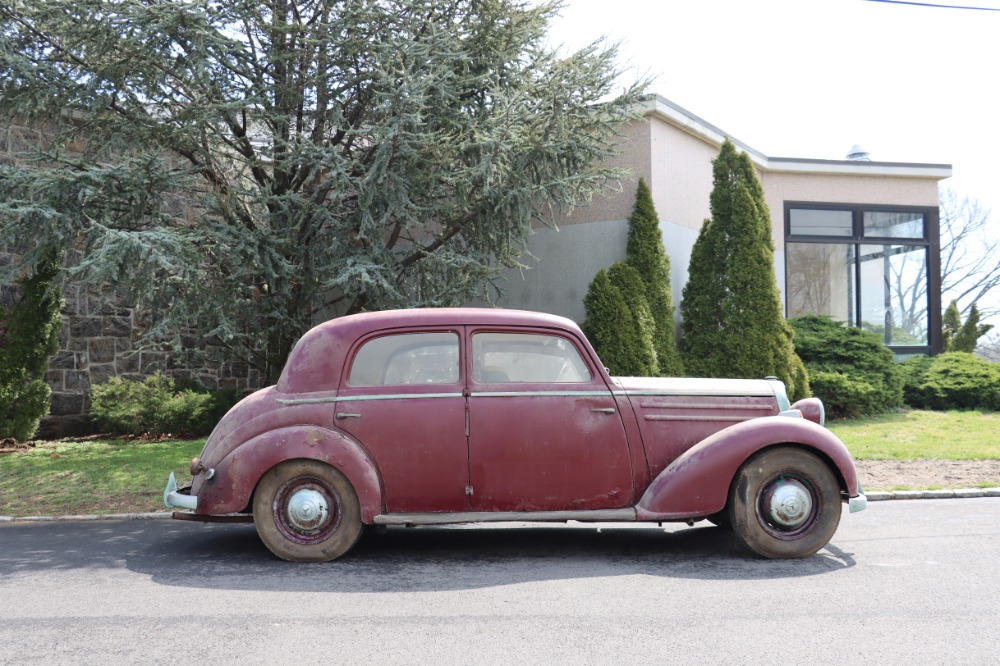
[472,332,592,383]
[349,332,460,386]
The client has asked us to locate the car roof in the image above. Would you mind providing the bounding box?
[277,308,585,393]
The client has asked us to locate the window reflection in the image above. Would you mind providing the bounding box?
[863,211,924,239]
[789,209,853,237]
[787,243,855,322]
[859,245,928,345]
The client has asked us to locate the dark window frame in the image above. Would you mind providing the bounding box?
[784,201,942,355]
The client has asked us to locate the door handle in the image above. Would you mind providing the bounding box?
[335,412,361,419]
[591,407,616,414]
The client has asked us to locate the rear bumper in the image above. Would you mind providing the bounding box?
[163,472,198,511]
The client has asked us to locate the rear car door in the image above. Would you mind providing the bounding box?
[334,329,469,513]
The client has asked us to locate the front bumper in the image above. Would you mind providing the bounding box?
[163,472,198,510]
[849,486,868,513]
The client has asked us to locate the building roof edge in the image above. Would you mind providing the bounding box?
[640,94,952,180]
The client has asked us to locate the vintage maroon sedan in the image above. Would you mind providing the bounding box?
[164,308,867,561]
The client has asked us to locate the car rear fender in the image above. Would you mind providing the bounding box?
[635,416,861,520]
[194,426,384,522]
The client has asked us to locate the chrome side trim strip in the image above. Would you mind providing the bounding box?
[622,389,774,397]
[644,415,753,422]
[638,401,774,410]
[277,392,464,405]
[470,391,612,398]
[373,508,638,525]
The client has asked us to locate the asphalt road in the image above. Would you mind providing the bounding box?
[1,498,998,665]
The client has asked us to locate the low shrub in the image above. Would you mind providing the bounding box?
[906,352,1000,411]
[806,370,878,420]
[90,373,241,437]
[789,315,902,418]
[898,355,934,407]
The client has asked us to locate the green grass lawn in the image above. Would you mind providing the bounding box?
[0,438,204,517]
[827,410,1000,460]
[1,410,997,517]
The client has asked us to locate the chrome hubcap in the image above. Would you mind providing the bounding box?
[285,488,330,532]
[766,479,813,528]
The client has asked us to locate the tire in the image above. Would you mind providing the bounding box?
[705,511,730,528]
[728,447,841,559]
[253,460,363,562]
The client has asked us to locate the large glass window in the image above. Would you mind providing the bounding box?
[785,204,936,351]
[786,243,856,322]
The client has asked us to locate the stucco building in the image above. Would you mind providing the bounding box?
[480,95,951,356]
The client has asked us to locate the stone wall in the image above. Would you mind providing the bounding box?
[1,120,263,439]
[38,283,262,438]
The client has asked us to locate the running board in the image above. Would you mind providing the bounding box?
[373,508,637,526]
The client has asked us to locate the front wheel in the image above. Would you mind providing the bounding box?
[253,460,363,562]
[728,447,841,559]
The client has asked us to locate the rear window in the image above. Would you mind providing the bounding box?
[349,332,460,386]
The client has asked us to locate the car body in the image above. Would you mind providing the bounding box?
[164,308,867,561]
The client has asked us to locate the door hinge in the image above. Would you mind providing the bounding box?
[465,485,474,496]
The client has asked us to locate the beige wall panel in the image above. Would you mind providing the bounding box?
[555,120,652,227]
[649,119,716,232]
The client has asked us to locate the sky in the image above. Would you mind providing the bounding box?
[546,0,1000,319]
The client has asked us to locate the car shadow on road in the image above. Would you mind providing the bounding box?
[122,520,856,591]
[0,519,855,591]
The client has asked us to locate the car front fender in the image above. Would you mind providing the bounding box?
[194,426,384,522]
[635,416,861,521]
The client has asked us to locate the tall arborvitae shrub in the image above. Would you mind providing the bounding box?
[0,250,64,441]
[606,262,657,376]
[681,139,809,400]
[625,179,683,376]
[583,269,649,376]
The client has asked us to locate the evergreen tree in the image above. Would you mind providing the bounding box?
[582,270,649,376]
[942,300,962,351]
[625,179,683,375]
[606,262,657,376]
[680,139,809,400]
[950,302,993,352]
[0,249,63,441]
[0,0,646,382]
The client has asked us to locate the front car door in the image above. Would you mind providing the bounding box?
[466,329,634,512]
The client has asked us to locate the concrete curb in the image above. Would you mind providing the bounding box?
[865,487,1000,501]
[2,489,1000,524]
[0,512,172,523]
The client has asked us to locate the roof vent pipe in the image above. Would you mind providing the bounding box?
[846,144,871,161]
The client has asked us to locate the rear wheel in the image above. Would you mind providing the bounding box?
[728,447,841,559]
[253,460,362,562]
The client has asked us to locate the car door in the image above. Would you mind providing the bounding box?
[466,329,634,512]
[333,328,470,513]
